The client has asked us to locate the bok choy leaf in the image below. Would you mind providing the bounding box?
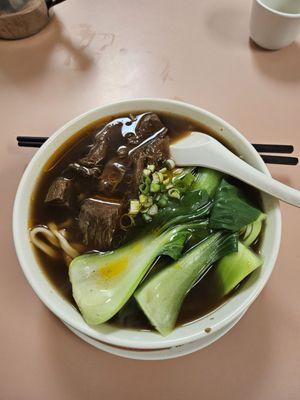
[209,180,261,231]
[153,189,212,229]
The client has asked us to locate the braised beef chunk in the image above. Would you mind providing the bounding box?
[73,117,128,172]
[137,112,166,137]
[125,113,167,145]
[79,131,109,168]
[67,163,101,179]
[44,112,170,247]
[126,135,169,197]
[65,124,120,182]
[144,135,170,166]
[45,177,74,209]
[98,157,128,194]
[79,117,130,168]
[78,197,123,250]
[127,151,146,198]
[95,113,168,196]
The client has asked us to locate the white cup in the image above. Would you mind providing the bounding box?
[250,0,300,50]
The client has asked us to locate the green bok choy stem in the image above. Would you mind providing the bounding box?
[135,231,238,335]
[191,168,223,196]
[69,221,209,325]
[211,241,263,298]
[241,213,266,247]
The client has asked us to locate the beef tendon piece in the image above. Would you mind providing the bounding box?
[78,197,123,250]
[45,177,74,209]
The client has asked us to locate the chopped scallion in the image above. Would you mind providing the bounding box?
[158,197,168,208]
[142,213,152,222]
[150,182,160,193]
[157,172,164,183]
[139,194,147,203]
[147,164,155,172]
[143,196,153,207]
[159,167,167,174]
[139,183,150,194]
[168,188,181,199]
[143,169,151,177]
[152,173,160,183]
[148,204,158,216]
[173,168,183,175]
[129,200,141,214]
[165,159,175,170]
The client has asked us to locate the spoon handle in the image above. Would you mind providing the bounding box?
[172,138,300,207]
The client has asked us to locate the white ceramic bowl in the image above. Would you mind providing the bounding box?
[13,99,281,356]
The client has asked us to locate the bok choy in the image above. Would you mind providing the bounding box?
[135,232,238,335]
[210,241,263,298]
[241,213,266,247]
[209,212,265,297]
[191,168,223,196]
[205,181,265,299]
[69,190,211,325]
[69,165,266,335]
[135,171,265,335]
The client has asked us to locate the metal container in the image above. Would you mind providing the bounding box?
[0,0,66,40]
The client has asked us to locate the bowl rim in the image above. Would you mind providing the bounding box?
[256,0,300,18]
[13,98,282,349]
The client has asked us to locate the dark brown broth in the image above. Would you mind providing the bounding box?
[29,111,262,330]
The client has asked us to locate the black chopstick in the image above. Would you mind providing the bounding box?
[17,136,48,147]
[18,141,45,148]
[252,144,294,154]
[260,154,298,165]
[16,136,298,166]
[17,136,48,143]
[17,136,48,148]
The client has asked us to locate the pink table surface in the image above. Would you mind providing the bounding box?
[1,1,300,399]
